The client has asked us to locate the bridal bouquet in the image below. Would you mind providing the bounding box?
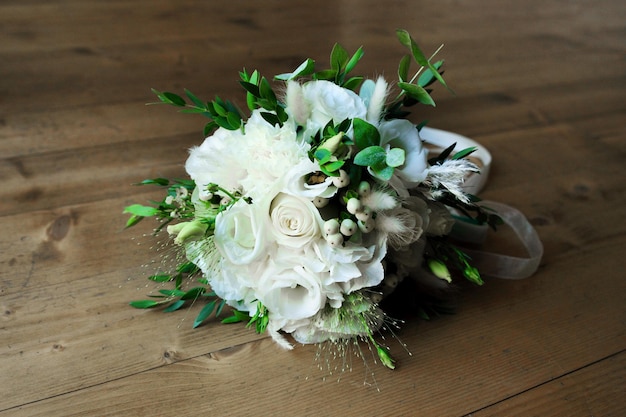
[125,29,501,369]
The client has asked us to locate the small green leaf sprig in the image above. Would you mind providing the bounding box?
[129,261,228,328]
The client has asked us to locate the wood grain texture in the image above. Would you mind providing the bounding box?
[1,0,624,416]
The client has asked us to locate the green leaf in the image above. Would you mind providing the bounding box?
[314,148,332,164]
[395,29,449,90]
[371,164,395,181]
[163,299,186,313]
[345,46,364,74]
[274,58,316,81]
[193,300,216,328]
[398,54,411,82]
[259,77,276,104]
[352,118,380,149]
[342,76,364,91]
[123,204,158,217]
[129,300,162,309]
[184,89,206,108]
[322,159,345,173]
[397,82,436,106]
[136,178,169,186]
[226,112,242,129]
[163,92,186,107]
[353,146,387,166]
[260,112,280,126]
[386,148,406,167]
[221,310,249,324]
[239,81,260,97]
[452,147,477,160]
[417,60,444,87]
[181,287,206,300]
[215,299,226,317]
[177,262,198,274]
[124,214,143,228]
[148,274,172,283]
[159,288,186,297]
[313,69,337,81]
[330,43,349,72]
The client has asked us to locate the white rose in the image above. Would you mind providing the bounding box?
[269,193,324,248]
[379,119,429,187]
[214,198,270,265]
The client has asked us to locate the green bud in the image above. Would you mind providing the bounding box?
[376,345,396,370]
[464,266,484,285]
[428,259,452,283]
[167,219,209,245]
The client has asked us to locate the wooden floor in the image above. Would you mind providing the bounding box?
[1,1,625,416]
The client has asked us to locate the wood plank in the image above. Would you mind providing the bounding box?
[468,351,626,417]
[3,236,624,415]
[1,0,624,415]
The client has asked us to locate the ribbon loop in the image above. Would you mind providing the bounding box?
[421,127,543,280]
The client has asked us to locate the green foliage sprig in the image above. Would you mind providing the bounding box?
[150,89,243,136]
[129,261,227,328]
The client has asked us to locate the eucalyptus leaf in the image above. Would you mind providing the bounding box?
[372,165,395,181]
[386,148,406,167]
[395,29,449,90]
[398,54,411,82]
[417,60,444,87]
[397,82,436,106]
[353,146,386,166]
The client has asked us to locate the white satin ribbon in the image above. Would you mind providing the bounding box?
[420,127,543,280]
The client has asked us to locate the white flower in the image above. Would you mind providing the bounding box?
[284,158,337,199]
[314,231,387,294]
[269,193,324,249]
[379,119,429,188]
[214,198,270,265]
[185,126,247,199]
[289,80,367,141]
[256,251,327,321]
[426,200,455,236]
[185,109,309,201]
